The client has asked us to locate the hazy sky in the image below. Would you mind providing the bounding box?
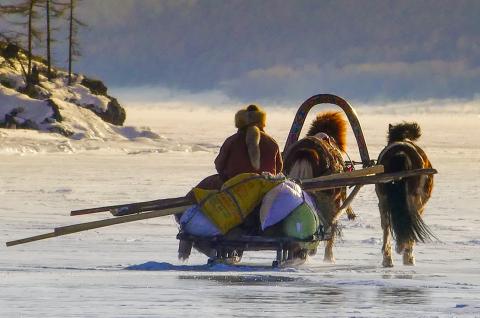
[3,0,480,104]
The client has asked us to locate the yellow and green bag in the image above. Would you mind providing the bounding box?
[282,202,320,240]
[192,173,284,234]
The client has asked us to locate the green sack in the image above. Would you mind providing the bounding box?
[282,202,319,239]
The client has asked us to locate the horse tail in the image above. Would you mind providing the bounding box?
[285,148,318,179]
[307,111,347,152]
[377,142,435,249]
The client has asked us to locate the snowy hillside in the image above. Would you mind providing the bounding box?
[0,44,174,153]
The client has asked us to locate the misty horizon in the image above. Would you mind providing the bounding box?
[1,0,479,105]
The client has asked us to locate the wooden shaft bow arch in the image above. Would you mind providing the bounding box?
[283,94,371,167]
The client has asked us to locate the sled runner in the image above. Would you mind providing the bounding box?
[177,232,327,268]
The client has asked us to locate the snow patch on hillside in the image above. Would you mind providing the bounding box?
[0,85,53,124]
[0,52,184,153]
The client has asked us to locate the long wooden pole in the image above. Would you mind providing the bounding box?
[71,196,192,216]
[302,165,384,183]
[6,232,56,247]
[6,205,192,247]
[7,167,437,247]
[301,168,437,191]
[57,205,190,235]
[332,185,363,223]
[72,167,382,217]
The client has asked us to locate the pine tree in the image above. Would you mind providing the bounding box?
[45,0,67,80]
[24,0,44,84]
[45,0,51,79]
[1,1,45,85]
[67,0,84,85]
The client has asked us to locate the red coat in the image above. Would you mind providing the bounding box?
[214,130,283,181]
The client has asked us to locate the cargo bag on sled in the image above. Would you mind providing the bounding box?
[259,180,320,239]
[281,202,320,239]
[192,173,284,234]
[179,205,222,237]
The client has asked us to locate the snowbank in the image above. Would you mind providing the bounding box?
[0,47,171,153]
[0,85,54,124]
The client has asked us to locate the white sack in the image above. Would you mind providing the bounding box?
[260,180,304,230]
[180,205,221,237]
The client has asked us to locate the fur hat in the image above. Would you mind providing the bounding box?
[235,104,266,130]
[235,105,266,170]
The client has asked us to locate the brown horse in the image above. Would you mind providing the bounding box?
[376,122,435,267]
[283,111,355,263]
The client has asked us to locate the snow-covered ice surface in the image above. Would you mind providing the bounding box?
[1,104,480,317]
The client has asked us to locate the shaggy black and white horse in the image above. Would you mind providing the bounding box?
[376,122,435,267]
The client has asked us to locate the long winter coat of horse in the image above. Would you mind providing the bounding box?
[376,122,435,267]
[283,111,354,263]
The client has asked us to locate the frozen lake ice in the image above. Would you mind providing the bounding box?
[1,106,479,317]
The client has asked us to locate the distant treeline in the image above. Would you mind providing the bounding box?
[0,0,85,86]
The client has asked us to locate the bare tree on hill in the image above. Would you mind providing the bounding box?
[67,0,85,85]
[2,0,86,86]
[0,1,45,86]
[45,0,67,80]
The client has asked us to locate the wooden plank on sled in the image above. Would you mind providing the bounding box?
[6,232,56,247]
[301,165,384,183]
[71,166,383,217]
[70,195,191,216]
[6,205,192,247]
[301,168,437,191]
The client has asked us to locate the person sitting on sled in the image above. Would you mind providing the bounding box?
[178,105,283,259]
[215,104,283,181]
[193,104,283,190]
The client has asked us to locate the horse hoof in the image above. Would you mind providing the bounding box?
[403,253,415,266]
[323,256,335,264]
[382,258,394,267]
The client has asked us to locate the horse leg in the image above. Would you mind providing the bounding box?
[324,223,336,263]
[403,240,415,265]
[379,199,394,267]
[324,239,335,263]
[402,201,424,266]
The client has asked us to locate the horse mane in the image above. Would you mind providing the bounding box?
[387,122,421,144]
[307,111,347,152]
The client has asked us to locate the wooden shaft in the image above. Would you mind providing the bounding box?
[71,196,191,216]
[6,205,192,247]
[71,166,381,216]
[333,185,363,223]
[339,185,362,211]
[111,197,194,217]
[57,205,191,236]
[301,165,384,183]
[302,168,437,191]
[6,232,56,247]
